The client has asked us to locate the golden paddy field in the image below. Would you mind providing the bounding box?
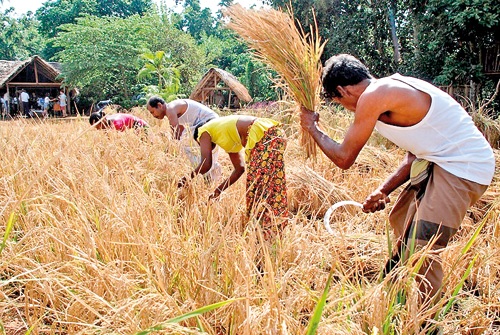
[0,105,499,334]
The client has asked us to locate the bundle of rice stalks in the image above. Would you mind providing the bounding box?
[472,111,500,148]
[287,165,352,217]
[225,4,326,158]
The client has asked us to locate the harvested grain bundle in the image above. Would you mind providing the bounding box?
[224,4,326,157]
[287,165,352,218]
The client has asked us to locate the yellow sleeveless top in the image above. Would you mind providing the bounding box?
[197,115,280,161]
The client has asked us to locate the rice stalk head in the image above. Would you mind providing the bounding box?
[225,4,326,157]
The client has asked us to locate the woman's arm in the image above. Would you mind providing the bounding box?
[178,132,213,187]
[209,151,245,200]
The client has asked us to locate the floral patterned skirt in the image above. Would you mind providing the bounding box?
[246,126,289,238]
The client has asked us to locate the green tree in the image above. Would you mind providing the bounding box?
[138,51,171,89]
[174,0,216,41]
[165,0,280,101]
[407,0,500,84]
[53,15,144,106]
[52,13,207,107]
[266,0,499,87]
[146,9,208,95]
[216,0,234,19]
[243,59,279,101]
[138,50,182,101]
[265,0,398,76]
[36,0,153,59]
[0,9,43,60]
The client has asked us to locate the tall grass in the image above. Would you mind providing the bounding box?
[0,106,498,334]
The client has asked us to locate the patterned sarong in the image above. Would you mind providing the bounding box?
[246,126,289,238]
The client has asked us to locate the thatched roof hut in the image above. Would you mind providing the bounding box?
[189,68,252,109]
[0,55,79,115]
[0,55,62,90]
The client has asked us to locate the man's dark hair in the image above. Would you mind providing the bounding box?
[89,111,105,125]
[147,96,166,108]
[322,54,373,98]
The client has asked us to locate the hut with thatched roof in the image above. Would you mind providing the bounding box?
[0,55,63,92]
[189,68,252,109]
[0,55,74,115]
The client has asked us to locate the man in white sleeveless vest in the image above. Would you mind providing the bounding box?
[300,54,495,325]
[147,97,222,183]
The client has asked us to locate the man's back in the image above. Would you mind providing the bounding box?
[20,92,29,102]
[361,75,432,127]
[177,99,219,128]
[373,74,494,185]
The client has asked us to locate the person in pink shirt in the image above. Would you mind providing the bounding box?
[89,111,149,131]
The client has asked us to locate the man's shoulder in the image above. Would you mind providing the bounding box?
[356,77,410,113]
[167,99,187,113]
[364,75,418,96]
[360,78,392,99]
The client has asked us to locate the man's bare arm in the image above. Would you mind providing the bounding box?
[300,104,379,169]
[166,100,187,140]
[362,152,415,213]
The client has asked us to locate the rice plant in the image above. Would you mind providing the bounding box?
[0,105,498,334]
[224,4,326,158]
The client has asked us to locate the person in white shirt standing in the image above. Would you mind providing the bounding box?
[58,90,67,117]
[20,89,30,117]
[0,96,4,118]
[43,93,51,119]
[2,92,9,116]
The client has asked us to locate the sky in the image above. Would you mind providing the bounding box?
[0,0,266,16]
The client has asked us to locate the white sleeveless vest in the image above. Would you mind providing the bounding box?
[375,74,495,185]
[178,99,219,130]
[177,99,222,183]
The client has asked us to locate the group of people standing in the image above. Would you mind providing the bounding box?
[90,54,494,331]
[0,89,67,119]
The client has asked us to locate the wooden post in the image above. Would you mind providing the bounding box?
[73,99,80,116]
[67,88,71,116]
[34,61,39,84]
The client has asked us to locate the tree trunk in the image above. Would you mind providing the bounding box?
[388,3,400,64]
